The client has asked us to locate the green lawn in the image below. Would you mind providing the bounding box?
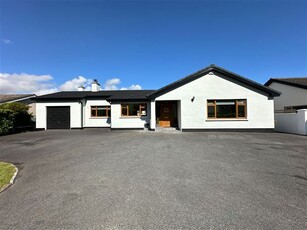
[0,162,16,191]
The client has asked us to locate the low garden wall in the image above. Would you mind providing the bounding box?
[275,109,307,135]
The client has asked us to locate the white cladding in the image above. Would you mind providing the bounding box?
[84,100,111,127]
[36,102,82,129]
[267,82,307,112]
[154,72,274,129]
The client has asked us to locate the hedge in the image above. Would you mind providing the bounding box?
[0,102,33,135]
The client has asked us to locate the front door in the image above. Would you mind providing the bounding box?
[159,103,173,127]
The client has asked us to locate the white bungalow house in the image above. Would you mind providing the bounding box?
[35,65,280,131]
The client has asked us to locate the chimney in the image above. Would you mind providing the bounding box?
[91,79,100,92]
[78,86,85,91]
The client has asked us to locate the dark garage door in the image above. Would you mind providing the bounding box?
[47,106,70,129]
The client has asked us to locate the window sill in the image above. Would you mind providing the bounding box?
[206,118,248,121]
[120,116,147,119]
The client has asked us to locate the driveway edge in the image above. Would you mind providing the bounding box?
[0,165,18,193]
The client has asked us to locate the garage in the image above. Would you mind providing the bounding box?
[47,106,70,129]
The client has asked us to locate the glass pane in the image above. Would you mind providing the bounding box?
[140,104,147,116]
[129,104,139,116]
[216,101,235,105]
[97,108,106,117]
[208,106,215,118]
[216,104,236,118]
[238,105,245,117]
[91,109,96,117]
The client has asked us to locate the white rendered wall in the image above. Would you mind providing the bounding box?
[155,72,275,130]
[150,101,156,129]
[36,102,82,129]
[268,82,307,112]
[177,100,182,130]
[275,109,307,135]
[84,100,111,127]
[111,102,150,129]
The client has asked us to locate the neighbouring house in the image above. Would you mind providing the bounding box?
[35,65,280,131]
[265,77,307,113]
[0,94,37,117]
[265,77,307,135]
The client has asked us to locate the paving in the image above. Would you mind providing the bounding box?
[0,129,306,229]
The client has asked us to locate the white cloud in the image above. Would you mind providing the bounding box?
[103,78,121,90]
[120,84,142,90]
[34,88,58,96]
[0,73,142,95]
[102,78,142,90]
[59,76,92,91]
[2,39,12,44]
[0,73,55,95]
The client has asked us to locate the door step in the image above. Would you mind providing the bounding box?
[155,127,180,133]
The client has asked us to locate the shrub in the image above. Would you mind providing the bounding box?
[0,102,32,135]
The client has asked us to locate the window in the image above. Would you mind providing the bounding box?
[121,103,147,116]
[91,106,111,117]
[207,99,246,119]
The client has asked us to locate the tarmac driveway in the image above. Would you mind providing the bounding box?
[0,129,306,229]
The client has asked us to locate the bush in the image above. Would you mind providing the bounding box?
[0,102,33,135]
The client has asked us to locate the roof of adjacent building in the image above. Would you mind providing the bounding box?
[265,77,307,90]
[35,90,156,101]
[0,94,36,103]
[147,64,281,99]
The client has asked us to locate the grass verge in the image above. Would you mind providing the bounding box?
[0,162,17,191]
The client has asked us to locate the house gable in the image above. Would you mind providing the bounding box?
[148,65,280,99]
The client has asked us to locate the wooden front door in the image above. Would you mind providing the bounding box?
[159,103,173,127]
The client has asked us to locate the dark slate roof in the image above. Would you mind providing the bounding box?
[106,90,156,101]
[265,77,307,90]
[35,90,156,101]
[0,94,36,103]
[147,64,281,98]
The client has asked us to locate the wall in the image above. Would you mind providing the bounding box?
[36,102,82,129]
[28,103,36,119]
[111,102,150,129]
[268,82,307,112]
[275,109,307,135]
[84,100,111,127]
[155,72,275,130]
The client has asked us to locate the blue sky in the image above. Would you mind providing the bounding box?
[0,0,306,94]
